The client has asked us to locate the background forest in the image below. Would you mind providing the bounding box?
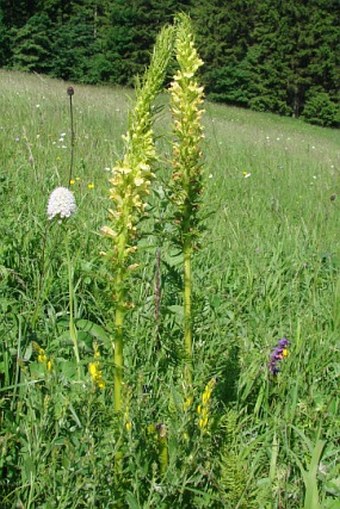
[0,0,339,127]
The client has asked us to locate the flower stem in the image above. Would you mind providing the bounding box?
[158,424,168,475]
[66,240,80,379]
[68,90,75,187]
[31,223,50,328]
[114,270,125,414]
[183,238,192,386]
[113,230,127,414]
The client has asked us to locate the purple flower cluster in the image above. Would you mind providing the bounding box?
[269,337,290,375]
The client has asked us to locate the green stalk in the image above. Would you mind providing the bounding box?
[114,267,125,414]
[158,424,168,475]
[183,238,192,385]
[113,226,128,413]
[31,223,50,328]
[66,241,80,379]
[67,86,75,187]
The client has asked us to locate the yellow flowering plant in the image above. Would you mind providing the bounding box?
[197,378,216,433]
[32,342,53,372]
[102,24,175,414]
[88,342,105,390]
[169,14,205,386]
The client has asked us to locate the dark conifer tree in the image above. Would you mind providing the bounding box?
[191,0,256,106]
[11,13,53,73]
[243,0,292,115]
[0,6,10,66]
[50,0,98,81]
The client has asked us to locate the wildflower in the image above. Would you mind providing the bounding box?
[69,179,76,185]
[268,337,290,375]
[87,182,95,189]
[33,342,53,371]
[67,86,74,96]
[47,186,77,220]
[88,344,105,389]
[184,395,193,411]
[197,378,216,431]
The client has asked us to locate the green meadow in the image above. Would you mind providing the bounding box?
[0,68,339,508]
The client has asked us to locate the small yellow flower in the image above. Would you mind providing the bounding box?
[197,378,216,432]
[87,182,95,189]
[37,350,47,363]
[198,415,208,429]
[88,343,105,389]
[134,177,144,187]
[69,179,75,185]
[100,226,117,239]
[33,342,53,371]
[184,395,193,411]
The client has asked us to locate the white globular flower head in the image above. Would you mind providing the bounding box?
[47,186,77,220]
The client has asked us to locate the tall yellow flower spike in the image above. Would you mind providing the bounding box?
[169,14,205,387]
[102,25,175,414]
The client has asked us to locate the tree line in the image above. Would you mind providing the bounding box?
[0,0,339,126]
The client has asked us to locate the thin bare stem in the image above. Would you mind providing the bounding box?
[67,87,75,186]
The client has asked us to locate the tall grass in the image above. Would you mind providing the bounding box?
[0,57,339,509]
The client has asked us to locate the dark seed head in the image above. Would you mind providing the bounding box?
[67,86,74,96]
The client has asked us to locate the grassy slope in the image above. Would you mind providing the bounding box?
[0,70,339,508]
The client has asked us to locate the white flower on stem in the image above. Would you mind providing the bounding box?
[47,186,77,220]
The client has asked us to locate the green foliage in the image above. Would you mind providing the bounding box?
[218,410,256,508]
[0,7,10,66]
[191,0,255,107]
[11,13,53,73]
[303,91,339,127]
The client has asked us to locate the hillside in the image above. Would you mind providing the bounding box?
[0,70,339,508]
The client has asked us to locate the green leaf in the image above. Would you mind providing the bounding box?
[75,319,110,348]
[23,341,33,361]
[125,491,140,509]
